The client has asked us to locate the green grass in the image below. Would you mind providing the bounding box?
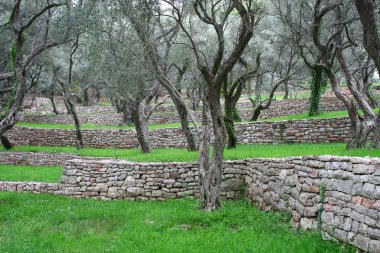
[263,108,379,122]
[98,101,112,106]
[0,165,62,183]
[16,122,183,130]
[263,111,350,122]
[0,192,353,253]
[2,143,379,162]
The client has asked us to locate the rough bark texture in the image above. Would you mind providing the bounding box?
[224,105,237,149]
[171,96,197,151]
[65,98,83,149]
[198,100,211,208]
[354,0,380,74]
[131,103,151,153]
[355,0,380,148]
[202,88,226,211]
[366,87,378,109]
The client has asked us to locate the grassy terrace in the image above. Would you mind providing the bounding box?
[2,143,379,162]
[0,192,354,253]
[264,108,379,122]
[0,165,62,183]
[17,109,356,131]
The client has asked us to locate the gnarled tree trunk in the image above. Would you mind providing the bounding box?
[171,95,197,151]
[131,102,151,153]
[198,100,211,208]
[65,98,83,149]
[200,87,226,211]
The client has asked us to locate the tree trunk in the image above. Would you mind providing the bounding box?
[366,87,378,109]
[198,100,211,208]
[187,88,201,111]
[283,81,289,99]
[308,66,326,116]
[200,88,226,211]
[371,114,380,149]
[171,97,197,151]
[251,105,263,121]
[346,112,374,149]
[83,87,89,106]
[233,108,241,122]
[131,103,151,153]
[66,98,83,149]
[354,0,380,75]
[122,103,132,125]
[64,100,71,115]
[49,94,59,115]
[122,110,132,125]
[0,134,13,150]
[224,101,237,149]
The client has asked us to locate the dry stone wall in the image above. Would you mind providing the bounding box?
[0,159,247,201]
[245,156,380,253]
[58,159,246,200]
[0,155,379,252]
[0,181,61,194]
[8,117,351,148]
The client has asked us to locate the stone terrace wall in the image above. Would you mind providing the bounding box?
[61,159,246,200]
[245,156,380,253]
[8,117,351,148]
[21,97,347,125]
[1,155,379,252]
[0,181,61,194]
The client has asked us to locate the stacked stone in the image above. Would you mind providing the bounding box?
[60,159,245,201]
[0,181,61,194]
[9,117,351,148]
[1,155,378,251]
[245,156,380,253]
[320,156,380,252]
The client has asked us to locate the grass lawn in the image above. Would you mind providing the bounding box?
[0,192,353,253]
[263,111,351,122]
[2,143,379,162]
[262,108,379,122]
[0,165,62,183]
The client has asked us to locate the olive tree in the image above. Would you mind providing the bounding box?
[164,0,263,210]
[0,0,63,149]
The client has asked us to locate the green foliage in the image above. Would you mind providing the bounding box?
[2,143,379,162]
[0,192,355,253]
[0,165,62,183]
